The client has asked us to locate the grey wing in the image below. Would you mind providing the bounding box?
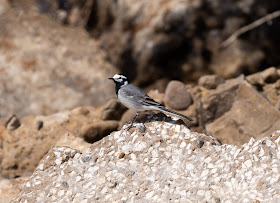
[122,84,164,107]
[140,95,164,107]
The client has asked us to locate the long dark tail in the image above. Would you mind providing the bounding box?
[158,107,193,121]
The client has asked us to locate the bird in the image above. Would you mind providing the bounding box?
[109,74,193,130]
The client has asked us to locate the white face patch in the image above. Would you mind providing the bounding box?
[112,74,128,84]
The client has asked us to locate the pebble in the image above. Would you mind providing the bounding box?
[57,190,64,197]
[195,138,205,148]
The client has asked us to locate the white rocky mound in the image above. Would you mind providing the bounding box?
[12,114,280,202]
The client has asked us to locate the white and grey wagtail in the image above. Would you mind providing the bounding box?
[109,74,193,129]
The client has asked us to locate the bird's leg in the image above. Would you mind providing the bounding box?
[127,112,140,130]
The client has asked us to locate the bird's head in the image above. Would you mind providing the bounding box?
[108,74,130,86]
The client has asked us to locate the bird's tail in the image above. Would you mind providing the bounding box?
[157,107,193,121]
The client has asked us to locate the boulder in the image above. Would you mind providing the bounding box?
[200,75,245,125]
[11,115,280,202]
[206,81,280,145]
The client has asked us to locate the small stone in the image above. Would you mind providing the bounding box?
[36,120,44,131]
[76,176,81,182]
[138,123,146,133]
[146,191,154,199]
[55,159,62,165]
[215,197,221,203]
[179,141,186,148]
[201,170,209,177]
[108,181,118,188]
[80,199,88,203]
[198,75,224,89]
[259,147,265,156]
[25,182,31,187]
[195,138,204,148]
[58,190,65,197]
[88,166,99,173]
[118,152,125,159]
[62,181,69,189]
[164,80,193,110]
[204,157,212,164]
[244,160,252,168]
[5,114,21,130]
[82,155,91,163]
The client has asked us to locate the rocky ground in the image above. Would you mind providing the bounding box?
[0,0,116,117]
[10,114,280,202]
[0,0,280,202]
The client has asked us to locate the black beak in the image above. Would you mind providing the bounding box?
[108,77,113,80]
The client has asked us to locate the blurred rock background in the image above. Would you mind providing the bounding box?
[0,0,280,202]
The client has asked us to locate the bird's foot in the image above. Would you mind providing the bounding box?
[126,122,135,131]
[125,122,146,132]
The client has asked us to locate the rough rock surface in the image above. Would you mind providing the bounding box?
[206,81,280,145]
[164,80,192,110]
[100,99,127,121]
[200,75,280,145]
[0,106,118,178]
[198,74,224,89]
[246,67,280,86]
[200,75,245,125]
[246,67,280,109]
[0,177,28,203]
[0,4,117,117]
[11,114,280,202]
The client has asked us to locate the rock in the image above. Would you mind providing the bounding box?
[195,138,205,148]
[206,81,280,145]
[246,67,280,86]
[0,177,28,203]
[210,40,265,79]
[0,106,110,178]
[198,75,224,89]
[11,117,280,202]
[36,120,44,130]
[55,133,91,153]
[262,79,280,108]
[81,120,119,143]
[119,109,136,130]
[0,4,117,117]
[200,75,244,125]
[4,115,21,130]
[260,67,279,83]
[100,99,127,120]
[165,80,193,110]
